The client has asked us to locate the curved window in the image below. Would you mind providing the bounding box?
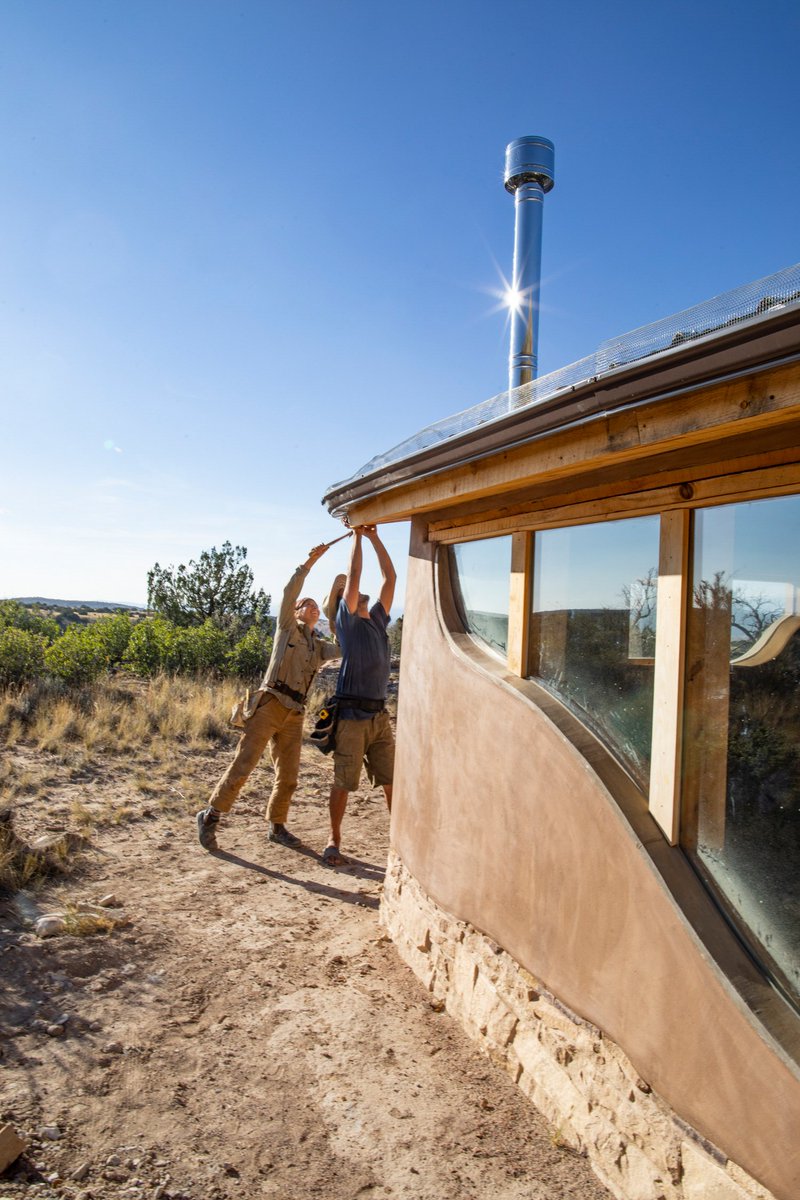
[450,537,512,656]
[682,496,800,1005]
[528,516,660,788]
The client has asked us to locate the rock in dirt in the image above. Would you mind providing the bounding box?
[0,1123,28,1172]
[35,915,67,939]
[40,1124,62,1140]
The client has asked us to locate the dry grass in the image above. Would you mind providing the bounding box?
[1,674,241,842]
[1,674,239,759]
[61,903,116,936]
[0,808,75,894]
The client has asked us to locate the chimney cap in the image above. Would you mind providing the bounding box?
[504,136,555,194]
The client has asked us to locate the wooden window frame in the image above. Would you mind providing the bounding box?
[441,461,800,845]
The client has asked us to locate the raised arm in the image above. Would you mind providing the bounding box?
[342,528,364,614]
[363,526,396,615]
[277,542,329,627]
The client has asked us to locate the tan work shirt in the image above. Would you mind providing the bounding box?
[247,563,339,716]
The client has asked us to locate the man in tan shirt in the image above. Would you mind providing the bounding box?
[197,541,341,851]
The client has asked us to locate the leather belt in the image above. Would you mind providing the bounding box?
[269,680,307,706]
[336,694,385,713]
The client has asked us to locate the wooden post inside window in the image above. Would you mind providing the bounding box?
[649,510,690,844]
[508,532,532,677]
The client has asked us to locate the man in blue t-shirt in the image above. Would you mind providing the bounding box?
[322,525,396,865]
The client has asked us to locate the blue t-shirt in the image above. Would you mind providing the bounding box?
[335,600,391,719]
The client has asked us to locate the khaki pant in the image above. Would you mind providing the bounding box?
[333,711,395,791]
[209,693,304,823]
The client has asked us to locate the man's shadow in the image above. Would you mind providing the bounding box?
[210,844,383,909]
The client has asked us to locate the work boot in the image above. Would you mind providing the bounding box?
[268,822,301,847]
[196,807,221,850]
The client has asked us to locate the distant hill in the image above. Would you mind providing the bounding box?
[10,597,146,611]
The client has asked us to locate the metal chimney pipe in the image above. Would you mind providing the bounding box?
[504,136,555,391]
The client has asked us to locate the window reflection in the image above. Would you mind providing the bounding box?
[683,497,800,1005]
[450,537,512,656]
[529,517,659,787]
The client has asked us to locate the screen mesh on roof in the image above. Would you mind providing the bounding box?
[326,262,800,496]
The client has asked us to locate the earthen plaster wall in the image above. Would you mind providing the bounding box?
[388,520,800,1200]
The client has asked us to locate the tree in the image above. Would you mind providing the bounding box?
[147,542,271,632]
[44,627,107,685]
[0,600,60,644]
[388,615,404,656]
[0,628,47,686]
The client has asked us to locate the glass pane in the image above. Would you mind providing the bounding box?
[683,496,800,1005]
[450,537,512,656]
[529,516,659,787]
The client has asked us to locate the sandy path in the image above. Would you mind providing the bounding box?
[1,747,610,1200]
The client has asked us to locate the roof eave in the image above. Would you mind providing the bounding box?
[323,303,800,518]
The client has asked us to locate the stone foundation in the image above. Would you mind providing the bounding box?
[380,851,776,1200]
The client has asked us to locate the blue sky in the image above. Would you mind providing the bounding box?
[1,0,798,610]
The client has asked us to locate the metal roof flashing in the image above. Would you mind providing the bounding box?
[323,265,800,518]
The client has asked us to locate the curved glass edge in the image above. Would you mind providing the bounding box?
[682,495,800,1012]
[450,537,512,659]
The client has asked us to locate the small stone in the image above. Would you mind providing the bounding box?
[46,1172,60,1183]
[97,894,119,907]
[71,1162,91,1181]
[88,1020,102,1032]
[35,916,67,939]
[104,1041,124,1056]
[40,1125,62,1140]
[46,1024,65,1037]
[106,1153,122,1166]
[103,1167,128,1183]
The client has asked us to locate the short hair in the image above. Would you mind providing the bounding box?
[295,596,317,610]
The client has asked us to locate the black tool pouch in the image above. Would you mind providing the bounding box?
[309,696,340,754]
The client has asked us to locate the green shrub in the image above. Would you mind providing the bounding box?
[0,628,47,686]
[124,617,172,677]
[45,626,107,685]
[124,617,230,676]
[165,621,229,675]
[92,613,134,665]
[0,600,60,644]
[227,626,273,679]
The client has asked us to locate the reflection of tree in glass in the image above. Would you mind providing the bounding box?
[728,635,800,817]
[533,566,659,787]
[694,570,783,656]
[622,567,657,658]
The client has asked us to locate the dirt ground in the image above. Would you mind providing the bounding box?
[0,726,611,1200]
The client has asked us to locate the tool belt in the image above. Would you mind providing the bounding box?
[336,694,386,713]
[269,680,308,706]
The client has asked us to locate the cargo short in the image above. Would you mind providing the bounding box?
[333,710,395,791]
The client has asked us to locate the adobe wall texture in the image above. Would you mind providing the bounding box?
[381,855,777,1200]
[386,520,800,1200]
